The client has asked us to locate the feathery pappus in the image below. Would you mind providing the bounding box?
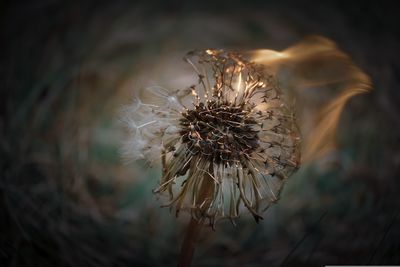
[122,49,301,225]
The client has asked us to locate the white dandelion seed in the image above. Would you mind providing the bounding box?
[122,49,301,225]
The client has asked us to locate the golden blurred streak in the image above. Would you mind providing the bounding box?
[251,36,372,163]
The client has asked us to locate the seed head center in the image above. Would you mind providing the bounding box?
[180,100,259,164]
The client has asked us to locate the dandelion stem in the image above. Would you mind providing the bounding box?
[177,216,203,267]
[177,162,215,267]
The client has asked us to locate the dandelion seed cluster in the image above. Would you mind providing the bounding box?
[179,100,260,164]
[122,49,301,225]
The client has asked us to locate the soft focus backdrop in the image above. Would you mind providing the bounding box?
[1,1,399,267]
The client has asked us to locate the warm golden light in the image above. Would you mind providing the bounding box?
[250,36,372,163]
[236,71,243,92]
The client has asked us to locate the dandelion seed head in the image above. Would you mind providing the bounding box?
[179,100,260,164]
[122,49,301,224]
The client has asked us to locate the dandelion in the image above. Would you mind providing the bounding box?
[122,49,301,225]
[121,36,371,267]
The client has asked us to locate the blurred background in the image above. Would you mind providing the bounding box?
[1,1,399,266]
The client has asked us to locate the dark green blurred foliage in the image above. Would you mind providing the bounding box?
[1,1,400,267]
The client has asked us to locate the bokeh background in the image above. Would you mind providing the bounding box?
[1,1,399,266]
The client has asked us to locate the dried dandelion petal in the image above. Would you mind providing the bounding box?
[123,49,301,224]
